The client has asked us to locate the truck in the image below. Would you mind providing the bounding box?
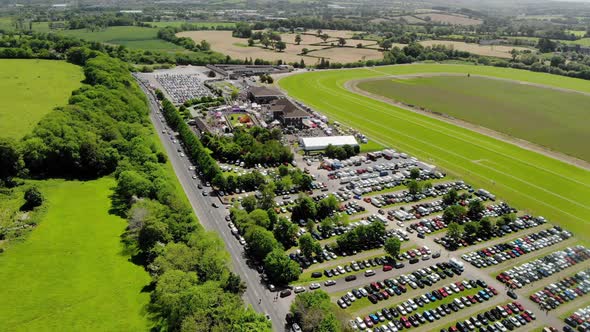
[450,258,464,271]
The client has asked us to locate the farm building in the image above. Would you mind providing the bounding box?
[299,136,359,151]
[269,99,311,128]
[248,86,284,104]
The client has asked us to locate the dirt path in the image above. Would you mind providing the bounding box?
[345,74,590,171]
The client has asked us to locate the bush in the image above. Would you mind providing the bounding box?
[23,186,43,209]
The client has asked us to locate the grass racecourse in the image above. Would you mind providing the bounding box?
[279,64,590,243]
[0,59,83,139]
[357,75,590,162]
[0,178,151,331]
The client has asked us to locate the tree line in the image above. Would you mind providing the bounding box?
[0,32,270,331]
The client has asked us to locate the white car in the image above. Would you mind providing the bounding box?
[309,283,320,290]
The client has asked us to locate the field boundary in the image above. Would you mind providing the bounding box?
[345,73,590,171]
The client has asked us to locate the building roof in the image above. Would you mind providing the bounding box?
[249,86,284,98]
[270,99,310,118]
[299,136,359,150]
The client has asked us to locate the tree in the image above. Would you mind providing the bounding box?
[478,217,495,236]
[409,167,420,179]
[550,55,565,67]
[384,238,401,258]
[447,222,463,243]
[247,38,255,46]
[199,40,210,51]
[510,48,518,61]
[248,209,272,230]
[261,36,270,48]
[244,225,281,261]
[0,137,22,181]
[316,195,338,219]
[295,34,302,45]
[320,33,330,42]
[316,29,322,37]
[223,272,246,295]
[406,179,421,196]
[259,183,276,210]
[241,195,257,213]
[467,200,485,221]
[443,205,466,224]
[264,248,301,284]
[291,195,317,223]
[319,216,337,236]
[301,48,309,55]
[442,188,459,206]
[273,217,299,248]
[299,233,320,258]
[275,41,287,52]
[536,38,556,53]
[291,291,340,332]
[380,39,393,51]
[278,164,289,177]
[116,170,153,201]
[338,37,346,47]
[23,186,43,209]
[463,222,479,236]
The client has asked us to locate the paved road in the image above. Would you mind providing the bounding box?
[135,78,291,332]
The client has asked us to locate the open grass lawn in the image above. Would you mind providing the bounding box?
[59,26,184,51]
[563,38,590,46]
[0,178,152,331]
[278,64,590,244]
[357,76,590,162]
[0,59,83,139]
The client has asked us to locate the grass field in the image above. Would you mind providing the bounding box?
[278,64,590,244]
[0,178,152,331]
[0,59,83,139]
[357,75,590,161]
[563,38,590,46]
[145,21,235,28]
[59,26,184,51]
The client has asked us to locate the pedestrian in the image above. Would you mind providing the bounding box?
[258,298,262,304]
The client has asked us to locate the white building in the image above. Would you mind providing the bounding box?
[299,136,359,151]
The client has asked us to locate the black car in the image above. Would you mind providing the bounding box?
[311,272,322,278]
[507,290,518,299]
[345,275,357,282]
[280,289,292,297]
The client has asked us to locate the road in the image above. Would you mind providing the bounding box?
[135,77,291,331]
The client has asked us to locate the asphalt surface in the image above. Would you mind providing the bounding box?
[136,78,291,332]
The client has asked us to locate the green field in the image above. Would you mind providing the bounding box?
[145,21,235,28]
[0,59,83,139]
[0,178,151,331]
[357,76,590,161]
[563,38,590,46]
[59,26,184,51]
[279,64,590,243]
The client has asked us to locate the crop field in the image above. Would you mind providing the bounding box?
[418,40,531,58]
[0,178,152,331]
[278,64,590,243]
[59,26,184,51]
[356,75,590,162]
[177,30,383,63]
[0,59,83,139]
[414,13,483,25]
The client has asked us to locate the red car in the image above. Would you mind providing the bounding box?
[488,286,498,295]
[383,265,393,272]
[513,301,524,311]
[400,316,411,328]
[364,317,374,328]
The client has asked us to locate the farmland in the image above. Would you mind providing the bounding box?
[0,178,152,331]
[177,30,383,64]
[145,21,235,28]
[414,13,483,25]
[418,40,530,58]
[278,64,590,242]
[356,75,590,162]
[0,59,83,139]
[59,26,184,51]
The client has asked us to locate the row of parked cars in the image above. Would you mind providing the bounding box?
[530,268,590,311]
[369,181,470,209]
[441,302,536,332]
[322,255,403,281]
[461,226,573,268]
[436,215,546,250]
[349,279,492,331]
[564,305,590,332]
[496,245,590,288]
[338,261,465,310]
